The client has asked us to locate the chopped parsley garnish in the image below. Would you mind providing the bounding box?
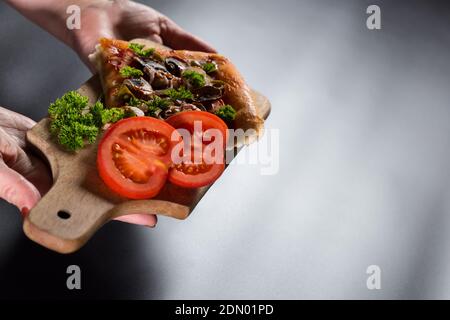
[147,96,171,110]
[164,87,194,101]
[127,96,145,107]
[48,91,124,151]
[129,43,155,57]
[202,62,217,74]
[119,66,143,78]
[182,70,206,88]
[127,96,171,118]
[91,102,125,126]
[214,104,236,122]
[146,105,162,118]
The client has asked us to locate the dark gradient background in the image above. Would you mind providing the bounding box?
[1,0,450,299]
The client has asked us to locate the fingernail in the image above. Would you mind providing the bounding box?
[21,207,29,216]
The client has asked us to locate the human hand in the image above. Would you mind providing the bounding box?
[0,107,157,227]
[6,0,215,71]
[72,0,216,70]
[0,107,51,214]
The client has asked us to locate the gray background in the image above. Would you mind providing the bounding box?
[1,0,450,299]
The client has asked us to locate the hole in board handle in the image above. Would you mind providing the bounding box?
[57,211,71,219]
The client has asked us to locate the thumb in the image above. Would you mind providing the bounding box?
[0,159,41,216]
[160,17,217,53]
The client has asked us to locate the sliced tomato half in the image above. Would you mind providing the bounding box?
[97,117,178,199]
[166,111,228,188]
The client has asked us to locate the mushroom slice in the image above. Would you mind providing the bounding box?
[115,84,135,103]
[123,77,153,99]
[152,71,172,90]
[134,56,167,83]
[160,103,202,119]
[192,102,207,111]
[134,56,166,71]
[165,57,187,77]
[124,106,146,117]
[193,81,225,102]
[205,99,225,113]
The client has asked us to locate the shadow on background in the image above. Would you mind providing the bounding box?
[2,0,450,300]
[0,218,161,299]
[0,0,173,300]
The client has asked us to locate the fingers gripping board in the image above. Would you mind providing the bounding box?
[24,39,271,253]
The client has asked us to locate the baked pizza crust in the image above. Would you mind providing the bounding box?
[89,38,134,109]
[89,38,264,145]
[168,50,265,144]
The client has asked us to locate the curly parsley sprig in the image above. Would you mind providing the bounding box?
[202,62,217,74]
[164,87,194,101]
[119,66,144,78]
[129,43,155,58]
[48,91,125,151]
[128,96,171,118]
[182,70,206,88]
[214,104,236,122]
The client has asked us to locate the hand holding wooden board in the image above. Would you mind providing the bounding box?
[23,39,271,254]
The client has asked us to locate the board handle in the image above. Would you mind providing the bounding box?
[23,175,111,253]
[24,119,192,253]
[23,176,192,253]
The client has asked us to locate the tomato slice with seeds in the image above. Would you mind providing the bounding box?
[97,117,178,199]
[166,111,227,189]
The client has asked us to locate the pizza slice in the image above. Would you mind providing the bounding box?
[88,38,264,145]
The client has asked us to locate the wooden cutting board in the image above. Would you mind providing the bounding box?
[23,39,271,254]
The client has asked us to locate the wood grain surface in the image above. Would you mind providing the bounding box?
[23,40,271,254]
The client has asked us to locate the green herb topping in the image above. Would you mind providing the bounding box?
[48,91,124,151]
[91,102,125,126]
[214,104,236,122]
[127,96,145,108]
[164,87,194,101]
[129,43,155,57]
[146,96,171,110]
[182,70,206,88]
[128,96,171,118]
[202,62,217,74]
[119,66,143,78]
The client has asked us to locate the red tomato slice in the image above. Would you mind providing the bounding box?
[166,111,227,188]
[97,117,178,199]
